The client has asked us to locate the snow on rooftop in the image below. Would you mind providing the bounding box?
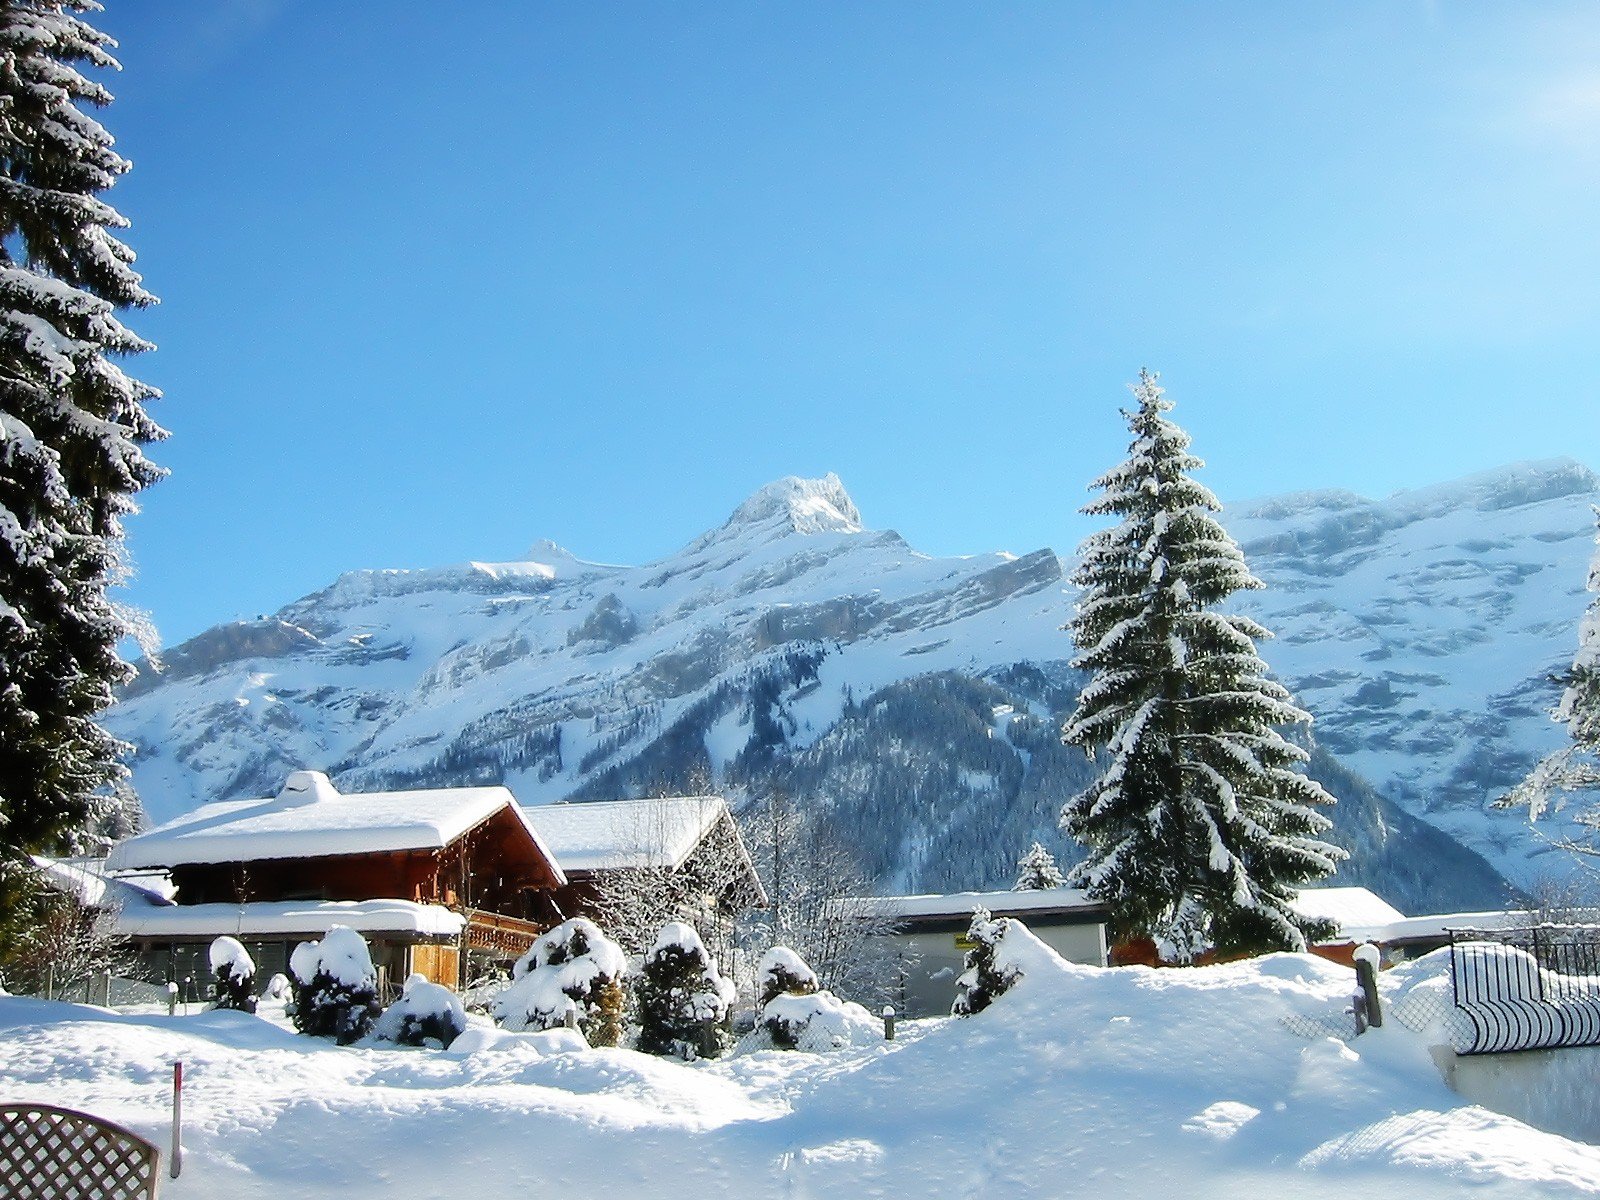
[31,856,175,911]
[1291,887,1550,946]
[106,771,563,882]
[1290,886,1408,941]
[113,898,464,939]
[834,888,1105,921]
[525,795,727,873]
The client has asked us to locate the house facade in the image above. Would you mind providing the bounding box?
[105,771,568,994]
[102,774,764,996]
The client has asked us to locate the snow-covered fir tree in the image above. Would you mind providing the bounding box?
[951,908,1018,1016]
[1501,509,1600,832]
[1013,842,1065,891]
[1061,371,1343,962]
[0,0,163,861]
[634,921,734,1059]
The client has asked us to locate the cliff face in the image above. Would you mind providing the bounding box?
[110,461,1600,909]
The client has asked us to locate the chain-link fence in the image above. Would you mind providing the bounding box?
[1279,958,1470,1047]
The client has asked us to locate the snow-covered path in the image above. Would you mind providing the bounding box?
[3,952,1598,1198]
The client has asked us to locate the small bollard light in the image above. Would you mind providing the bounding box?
[165,980,178,1017]
[882,1005,896,1041]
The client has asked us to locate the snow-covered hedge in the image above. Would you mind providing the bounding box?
[492,918,626,1046]
[953,910,1060,1016]
[374,973,467,1048]
[635,921,735,1059]
[759,989,880,1051]
[209,936,257,1014]
[757,945,818,1009]
[289,926,381,1044]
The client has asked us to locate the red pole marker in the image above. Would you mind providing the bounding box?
[170,1061,183,1179]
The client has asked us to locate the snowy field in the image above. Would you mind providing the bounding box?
[4,950,1600,1199]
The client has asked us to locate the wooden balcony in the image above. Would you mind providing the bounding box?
[464,910,545,959]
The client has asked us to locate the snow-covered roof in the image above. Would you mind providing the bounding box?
[1360,909,1545,945]
[832,888,1106,922]
[1290,886,1408,942]
[113,897,465,940]
[1291,887,1547,946]
[106,770,565,883]
[32,856,176,911]
[526,795,729,873]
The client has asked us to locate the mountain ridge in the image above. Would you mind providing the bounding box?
[111,460,1600,911]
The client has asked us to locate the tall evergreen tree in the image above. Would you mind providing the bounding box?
[1500,509,1600,829]
[0,0,162,860]
[1061,371,1342,961]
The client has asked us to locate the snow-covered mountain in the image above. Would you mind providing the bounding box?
[110,461,1600,910]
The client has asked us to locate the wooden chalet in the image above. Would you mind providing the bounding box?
[105,771,567,994]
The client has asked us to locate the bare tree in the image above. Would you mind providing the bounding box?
[0,862,130,998]
[584,797,761,973]
[739,788,905,1008]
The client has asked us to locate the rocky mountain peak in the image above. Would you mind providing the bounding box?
[680,474,864,555]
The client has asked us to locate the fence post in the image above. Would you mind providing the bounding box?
[170,1060,183,1179]
[563,1003,579,1032]
[166,980,178,1017]
[882,1006,896,1041]
[1353,943,1383,1030]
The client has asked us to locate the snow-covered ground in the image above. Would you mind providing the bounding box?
[4,949,1598,1198]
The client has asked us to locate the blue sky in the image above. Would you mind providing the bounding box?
[102,2,1600,647]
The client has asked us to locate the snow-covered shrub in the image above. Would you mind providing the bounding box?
[760,989,879,1051]
[757,945,818,1009]
[264,972,291,1001]
[288,927,381,1044]
[492,918,626,1046]
[374,973,467,1048]
[208,936,257,1013]
[953,911,1065,1017]
[635,921,736,1059]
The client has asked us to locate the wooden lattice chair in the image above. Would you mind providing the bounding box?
[0,1103,161,1199]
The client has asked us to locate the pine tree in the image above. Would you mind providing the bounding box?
[634,921,734,1059]
[1500,510,1600,828]
[1013,842,1066,891]
[951,908,1018,1016]
[1061,371,1343,962]
[0,1,164,861]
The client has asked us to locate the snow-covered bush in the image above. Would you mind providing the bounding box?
[492,918,626,1046]
[952,909,1062,1016]
[208,936,257,1013]
[289,927,381,1044]
[757,945,818,1009]
[374,973,467,1048]
[759,989,879,1051]
[264,972,291,1001]
[635,921,736,1059]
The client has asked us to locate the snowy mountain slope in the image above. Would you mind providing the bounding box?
[1231,457,1600,888]
[109,462,1600,906]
